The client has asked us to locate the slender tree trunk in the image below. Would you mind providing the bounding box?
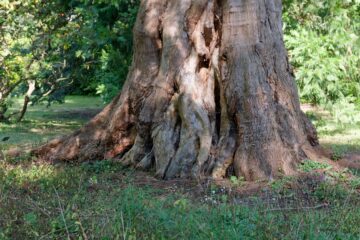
[0,95,9,123]
[17,80,36,122]
[34,0,323,181]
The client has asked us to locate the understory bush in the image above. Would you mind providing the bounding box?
[283,0,360,123]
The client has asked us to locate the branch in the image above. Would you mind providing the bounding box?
[53,187,71,240]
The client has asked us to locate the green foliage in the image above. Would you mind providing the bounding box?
[230,175,245,186]
[313,182,348,202]
[2,0,359,122]
[283,0,360,122]
[61,0,139,102]
[270,176,294,192]
[0,0,138,121]
[299,159,332,172]
[0,0,72,119]
[349,177,360,189]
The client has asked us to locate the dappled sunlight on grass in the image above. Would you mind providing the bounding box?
[321,128,360,141]
[320,128,360,160]
[303,106,360,155]
[0,96,104,150]
[0,122,80,149]
[0,162,56,186]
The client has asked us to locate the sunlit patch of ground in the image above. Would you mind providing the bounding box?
[0,96,104,150]
[301,104,360,171]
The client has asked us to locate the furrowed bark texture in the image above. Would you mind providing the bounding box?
[34,0,322,181]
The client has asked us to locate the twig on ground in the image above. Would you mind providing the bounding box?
[53,186,71,240]
[77,216,88,240]
[263,203,329,212]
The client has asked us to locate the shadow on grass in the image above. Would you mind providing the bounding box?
[0,108,101,150]
[318,128,349,137]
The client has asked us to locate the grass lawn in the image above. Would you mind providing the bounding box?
[0,96,360,239]
[0,96,104,149]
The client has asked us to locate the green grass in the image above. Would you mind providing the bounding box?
[299,160,332,172]
[0,96,104,149]
[0,97,360,239]
[310,109,360,157]
[1,160,360,240]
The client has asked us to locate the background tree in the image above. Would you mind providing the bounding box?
[0,0,138,122]
[0,0,70,121]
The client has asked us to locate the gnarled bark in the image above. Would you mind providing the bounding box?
[34,0,323,181]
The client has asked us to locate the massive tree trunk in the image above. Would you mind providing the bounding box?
[34,0,322,181]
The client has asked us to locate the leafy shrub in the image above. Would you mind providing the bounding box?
[65,0,139,102]
[283,0,360,122]
[299,159,332,172]
[350,177,360,189]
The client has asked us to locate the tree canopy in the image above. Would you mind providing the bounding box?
[0,0,359,122]
[0,0,138,120]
